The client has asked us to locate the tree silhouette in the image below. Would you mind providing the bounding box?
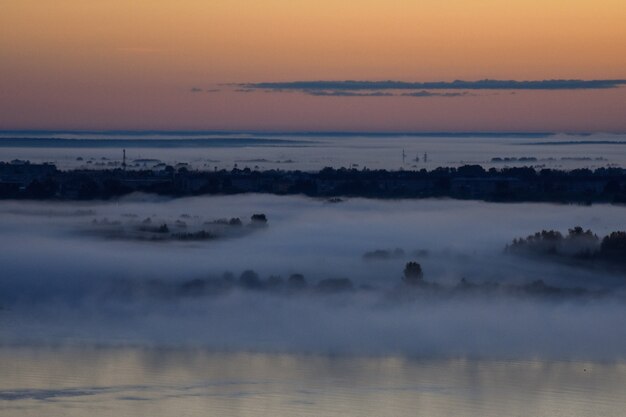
[600,231,626,262]
[250,213,267,225]
[403,261,424,285]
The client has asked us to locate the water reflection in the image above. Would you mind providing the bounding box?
[1,347,625,417]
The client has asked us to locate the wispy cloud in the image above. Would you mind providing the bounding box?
[304,90,469,98]
[190,87,221,93]
[226,79,626,98]
[307,90,394,97]
[238,79,626,92]
[400,91,470,97]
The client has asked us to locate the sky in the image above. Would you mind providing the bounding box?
[1,0,625,132]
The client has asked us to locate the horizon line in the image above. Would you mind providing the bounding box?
[2,129,626,137]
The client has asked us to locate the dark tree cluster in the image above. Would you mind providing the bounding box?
[87,214,267,242]
[123,271,361,298]
[363,248,405,260]
[403,262,424,285]
[3,161,626,203]
[109,259,605,302]
[600,232,626,263]
[507,227,626,271]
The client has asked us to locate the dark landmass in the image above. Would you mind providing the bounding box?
[0,130,556,138]
[2,160,626,203]
[0,137,312,148]
[106,261,610,303]
[363,248,406,260]
[506,227,626,273]
[363,248,429,261]
[84,213,267,242]
[525,140,626,146]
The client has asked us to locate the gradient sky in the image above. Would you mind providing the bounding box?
[1,0,625,131]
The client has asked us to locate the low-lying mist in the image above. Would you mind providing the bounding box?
[1,194,625,360]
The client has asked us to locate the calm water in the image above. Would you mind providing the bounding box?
[1,347,625,417]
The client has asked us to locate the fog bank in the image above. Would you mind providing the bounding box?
[1,194,625,360]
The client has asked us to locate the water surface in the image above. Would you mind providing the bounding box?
[2,347,625,417]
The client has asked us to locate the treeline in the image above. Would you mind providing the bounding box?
[109,260,606,301]
[506,227,626,270]
[2,162,626,203]
[87,213,268,242]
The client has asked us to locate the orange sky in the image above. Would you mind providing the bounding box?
[1,0,625,131]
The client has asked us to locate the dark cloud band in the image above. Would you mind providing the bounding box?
[239,79,626,91]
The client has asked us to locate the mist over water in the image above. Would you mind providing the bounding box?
[1,194,625,360]
[2,131,625,171]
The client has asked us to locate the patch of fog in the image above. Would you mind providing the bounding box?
[0,194,625,359]
[4,292,626,361]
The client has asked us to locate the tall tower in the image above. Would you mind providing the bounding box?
[122,149,126,171]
